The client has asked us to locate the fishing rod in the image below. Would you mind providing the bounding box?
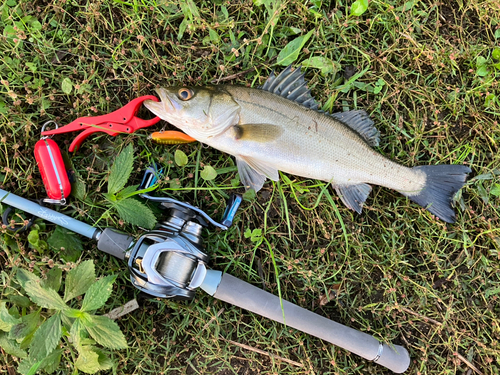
[0,168,410,373]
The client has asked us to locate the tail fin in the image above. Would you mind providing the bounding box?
[406,165,471,223]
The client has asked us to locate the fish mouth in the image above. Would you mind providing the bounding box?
[144,88,181,119]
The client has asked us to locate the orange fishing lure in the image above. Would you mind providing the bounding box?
[149,131,196,145]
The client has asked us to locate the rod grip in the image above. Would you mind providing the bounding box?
[213,273,410,373]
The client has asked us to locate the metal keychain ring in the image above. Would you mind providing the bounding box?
[40,120,59,139]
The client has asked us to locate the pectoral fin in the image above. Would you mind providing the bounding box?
[333,183,372,214]
[239,156,279,181]
[233,124,283,143]
[236,156,279,192]
[236,157,266,192]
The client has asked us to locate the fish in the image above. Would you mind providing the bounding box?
[144,66,471,223]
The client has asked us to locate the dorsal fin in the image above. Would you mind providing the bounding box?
[330,110,380,147]
[261,67,379,147]
[260,65,319,110]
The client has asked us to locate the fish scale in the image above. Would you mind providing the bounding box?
[222,85,425,194]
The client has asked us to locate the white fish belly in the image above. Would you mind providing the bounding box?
[211,118,426,195]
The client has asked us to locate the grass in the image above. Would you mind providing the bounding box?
[1,0,500,374]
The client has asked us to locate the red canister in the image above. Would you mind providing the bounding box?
[34,138,71,204]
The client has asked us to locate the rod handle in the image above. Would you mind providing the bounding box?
[212,273,410,373]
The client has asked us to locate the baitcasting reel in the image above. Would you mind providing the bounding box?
[125,165,242,300]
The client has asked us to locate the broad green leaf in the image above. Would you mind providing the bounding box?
[81,275,117,312]
[29,20,42,32]
[47,226,83,263]
[302,56,340,76]
[245,228,263,242]
[74,346,112,373]
[3,25,16,39]
[9,295,31,308]
[27,229,40,247]
[27,229,47,251]
[477,56,487,66]
[221,4,229,19]
[491,183,500,197]
[41,267,62,292]
[485,93,496,107]
[242,188,256,202]
[276,30,314,66]
[64,260,95,302]
[61,77,73,94]
[63,308,86,319]
[75,346,100,374]
[350,0,368,16]
[79,312,94,327]
[472,172,494,181]
[94,348,113,371]
[102,192,116,202]
[39,348,63,374]
[24,281,68,311]
[174,149,188,166]
[115,184,140,200]
[477,66,489,76]
[0,331,27,358]
[231,177,240,187]
[0,302,21,332]
[477,183,489,204]
[82,315,128,350]
[29,314,62,361]
[396,0,415,11]
[373,78,386,94]
[17,358,42,375]
[492,48,500,61]
[9,311,40,340]
[115,198,156,229]
[209,28,219,43]
[485,286,500,298]
[26,62,37,73]
[495,29,500,39]
[180,0,200,19]
[71,167,87,201]
[107,144,134,195]
[16,268,41,289]
[200,165,217,181]
[19,348,62,375]
[70,318,84,349]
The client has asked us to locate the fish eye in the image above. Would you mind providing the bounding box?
[178,88,194,101]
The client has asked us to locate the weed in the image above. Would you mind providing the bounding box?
[0,260,126,374]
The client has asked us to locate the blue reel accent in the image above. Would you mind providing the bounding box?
[221,194,242,228]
